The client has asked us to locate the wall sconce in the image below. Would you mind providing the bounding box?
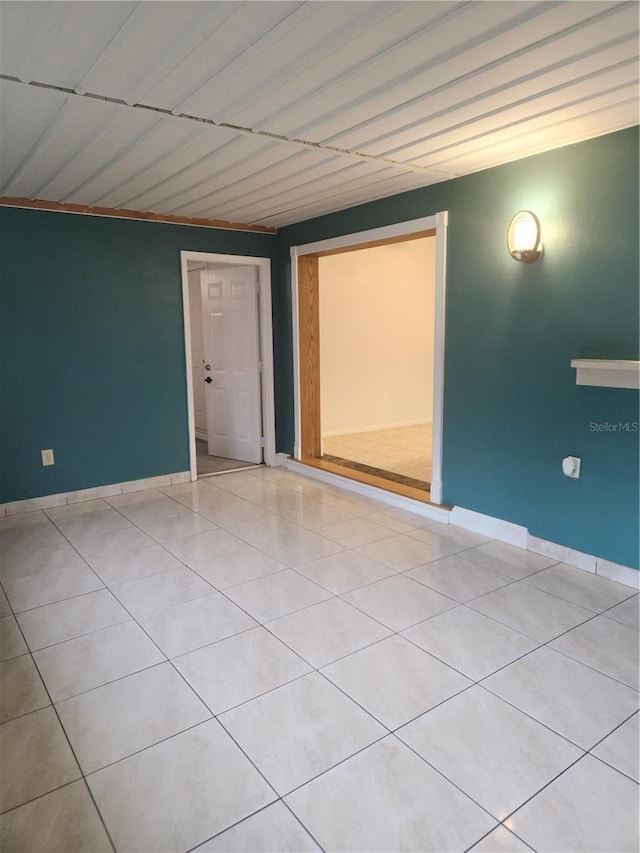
[507,210,543,263]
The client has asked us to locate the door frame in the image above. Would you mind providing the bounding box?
[180,251,276,480]
[290,212,448,505]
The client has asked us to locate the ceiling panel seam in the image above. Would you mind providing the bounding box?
[71,1,140,95]
[214,2,412,122]
[248,1,469,133]
[250,170,430,225]
[169,2,314,115]
[213,162,384,221]
[285,0,562,141]
[58,113,167,203]
[132,142,293,214]
[323,16,639,153]
[167,150,318,216]
[89,123,210,208]
[80,3,243,106]
[0,75,455,178]
[409,81,639,167]
[119,131,248,210]
[379,55,640,161]
[431,96,639,170]
[0,91,69,195]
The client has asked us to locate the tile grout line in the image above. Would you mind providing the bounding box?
[96,489,511,840]
[0,582,119,852]
[1,536,288,849]
[176,514,639,828]
[474,620,639,750]
[8,494,637,711]
[183,797,327,853]
[2,476,637,849]
[6,494,638,704]
[462,821,535,853]
[475,600,640,692]
[38,504,309,850]
[170,551,562,845]
[4,504,228,844]
[583,708,640,784]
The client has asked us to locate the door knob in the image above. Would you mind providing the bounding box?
[204,364,211,371]
[204,376,213,384]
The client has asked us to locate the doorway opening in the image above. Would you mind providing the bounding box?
[290,213,448,506]
[320,236,436,491]
[180,251,276,481]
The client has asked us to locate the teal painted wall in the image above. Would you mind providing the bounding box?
[2,129,637,569]
[0,209,275,503]
[276,127,639,569]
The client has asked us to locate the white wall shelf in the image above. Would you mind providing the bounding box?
[571,359,640,389]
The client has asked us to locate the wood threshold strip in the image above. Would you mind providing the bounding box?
[0,197,276,234]
[299,456,450,508]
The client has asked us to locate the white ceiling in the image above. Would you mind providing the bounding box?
[1,1,637,229]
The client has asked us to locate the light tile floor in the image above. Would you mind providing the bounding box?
[0,467,638,852]
[322,423,433,482]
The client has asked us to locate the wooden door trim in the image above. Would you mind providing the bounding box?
[290,212,449,504]
[297,255,322,458]
[307,228,436,258]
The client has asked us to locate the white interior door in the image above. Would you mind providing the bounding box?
[200,266,263,464]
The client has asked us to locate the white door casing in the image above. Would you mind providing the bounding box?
[180,251,276,481]
[188,270,207,439]
[200,266,263,464]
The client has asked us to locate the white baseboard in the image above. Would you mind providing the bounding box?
[450,506,528,548]
[282,467,639,587]
[321,419,432,438]
[195,429,208,442]
[0,471,192,516]
[4,464,637,590]
[284,458,449,523]
[528,535,640,588]
[450,505,638,589]
[527,535,597,573]
[594,557,640,590]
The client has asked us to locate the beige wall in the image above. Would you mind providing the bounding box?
[319,237,436,436]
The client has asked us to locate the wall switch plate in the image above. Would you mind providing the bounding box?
[41,448,55,466]
[562,456,581,479]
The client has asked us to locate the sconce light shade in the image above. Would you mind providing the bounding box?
[507,210,543,263]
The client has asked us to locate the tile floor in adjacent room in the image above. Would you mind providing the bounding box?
[196,438,257,476]
[0,466,638,852]
[322,423,433,483]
